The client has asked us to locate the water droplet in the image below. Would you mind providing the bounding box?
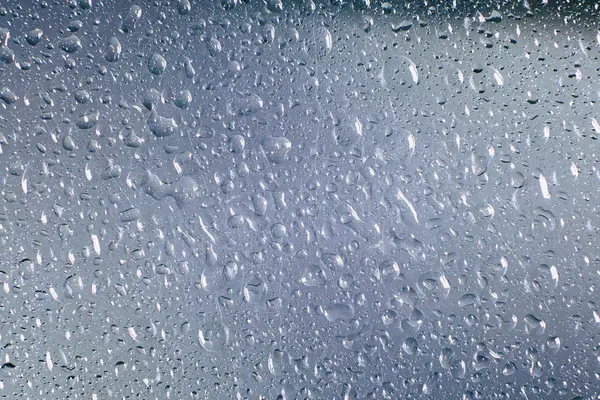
[402,337,418,355]
[148,53,167,75]
[301,264,327,287]
[198,321,229,352]
[323,303,354,322]
[147,111,177,137]
[261,136,291,164]
[104,36,121,62]
[60,35,82,53]
[26,28,43,46]
[502,362,516,376]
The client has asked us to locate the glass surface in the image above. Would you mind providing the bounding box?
[0,0,599,398]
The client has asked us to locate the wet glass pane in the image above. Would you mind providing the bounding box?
[0,0,598,398]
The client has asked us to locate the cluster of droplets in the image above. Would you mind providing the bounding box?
[0,0,599,398]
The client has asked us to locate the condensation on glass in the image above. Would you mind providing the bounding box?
[0,0,598,399]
